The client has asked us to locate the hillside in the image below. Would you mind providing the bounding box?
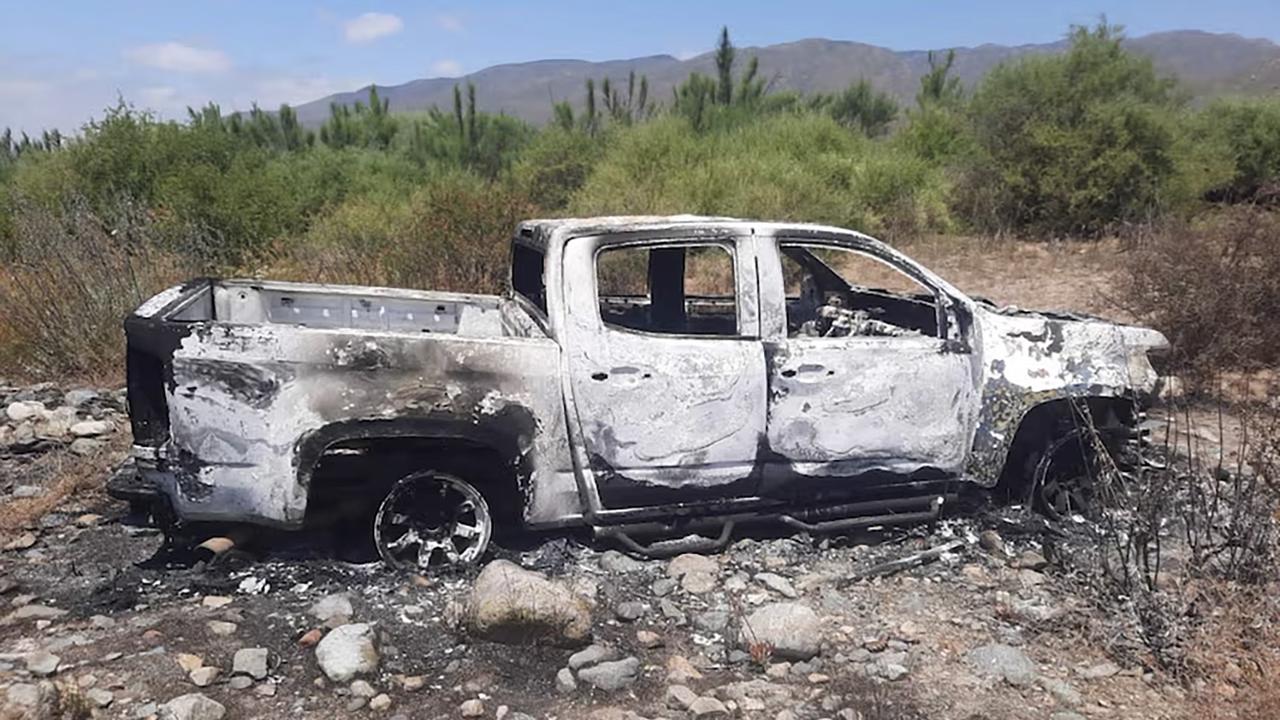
[294,29,1280,125]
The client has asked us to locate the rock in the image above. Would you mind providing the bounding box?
[665,684,698,710]
[651,578,677,596]
[400,675,426,691]
[370,693,392,711]
[69,438,105,456]
[876,662,909,681]
[299,627,324,647]
[23,650,59,676]
[350,680,377,697]
[176,653,204,673]
[10,486,43,498]
[316,623,379,682]
[160,693,226,720]
[636,629,663,648]
[681,571,718,594]
[64,389,100,408]
[555,667,577,694]
[86,688,114,707]
[599,550,644,573]
[665,654,704,683]
[4,532,38,551]
[311,592,354,623]
[228,676,253,690]
[967,643,1037,686]
[254,681,277,697]
[206,620,237,636]
[755,572,799,598]
[189,667,220,687]
[465,560,592,647]
[1041,678,1082,707]
[693,610,730,633]
[658,598,687,624]
[1079,661,1120,680]
[978,529,1006,555]
[689,696,730,717]
[460,699,485,717]
[667,553,718,578]
[6,401,45,423]
[1011,550,1048,570]
[614,601,647,622]
[740,603,822,660]
[5,683,39,707]
[569,644,620,671]
[74,513,103,527]
[201,595,233,609]
[232,647,269,679]
[577,656,641,691]
[69,419,111,437]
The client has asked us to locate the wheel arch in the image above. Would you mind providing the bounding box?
[993,395,1139,494]
[295,417,530,526]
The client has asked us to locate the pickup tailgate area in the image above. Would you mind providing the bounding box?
[120,278,571,528]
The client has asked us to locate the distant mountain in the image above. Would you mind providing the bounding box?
[293,30,1280,126]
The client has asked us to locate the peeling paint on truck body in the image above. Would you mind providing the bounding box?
[119,217,1168,533]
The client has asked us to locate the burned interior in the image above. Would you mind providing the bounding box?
[111,216,1169,568]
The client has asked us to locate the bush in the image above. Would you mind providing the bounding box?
[277,173,535,294]
[1188,98,1280,202]
[514,128,607,210]
[964,23,1182,236]
[1118,207,1280,376]
[570,114,952,238]
[0,198,195,379]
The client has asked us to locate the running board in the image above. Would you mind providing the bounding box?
[593,494,950,558]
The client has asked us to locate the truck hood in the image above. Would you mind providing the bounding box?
[974,302,1169,398]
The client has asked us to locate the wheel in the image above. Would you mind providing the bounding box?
[373,471,493,571]
[1032,428,1129,521]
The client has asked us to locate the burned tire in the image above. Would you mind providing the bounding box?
[373,470,493,571]
[1031,425,1133,521]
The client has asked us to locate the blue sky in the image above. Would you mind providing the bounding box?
[3,0,1278,134]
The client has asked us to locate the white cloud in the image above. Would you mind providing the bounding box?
[124,42,232,73]
[139,86,179,105]
[436,13,463,33]
[430,59,463,77]
[343,12,404,44]
[249,74,365,106]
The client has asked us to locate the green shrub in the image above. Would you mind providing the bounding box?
[514,128,607,210]
[281,172,534,293]
[1187,98,1280,202]
[964,22,1182,236]
[569,113,952,238]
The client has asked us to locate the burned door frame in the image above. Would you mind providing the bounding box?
[559,229,768,512]
[755,228,982,492]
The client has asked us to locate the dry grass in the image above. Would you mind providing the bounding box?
[0,436,127,536]
[0,199,192,383]
[1117,208,1280,379]
[897,234,1124,318]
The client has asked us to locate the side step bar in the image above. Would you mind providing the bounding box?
[594,493,952,558]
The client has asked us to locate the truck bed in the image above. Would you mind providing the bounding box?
[165,279,512,337]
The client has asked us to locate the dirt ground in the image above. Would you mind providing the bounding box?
[0,238,1263,720]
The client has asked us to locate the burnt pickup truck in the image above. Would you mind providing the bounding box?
[113,216,1167,567]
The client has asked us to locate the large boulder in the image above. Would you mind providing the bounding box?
[465,560,592,647]
[739,602,822,660]
[315,623,379,682]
